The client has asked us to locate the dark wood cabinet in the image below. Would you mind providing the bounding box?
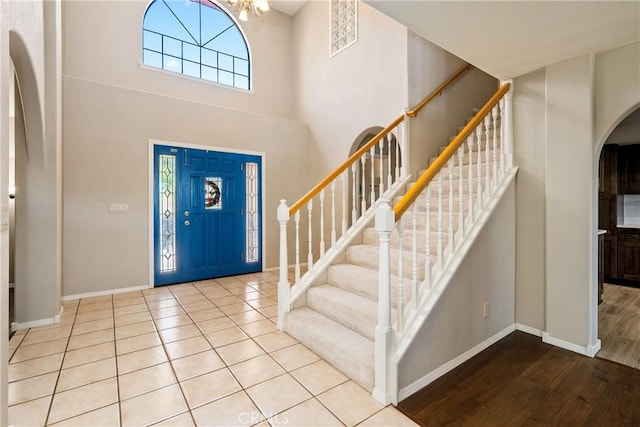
[618,228,640,282]
[599,193,618,280]
[599,145,618,280]
[619,145,640,194]
[600,145,619,194]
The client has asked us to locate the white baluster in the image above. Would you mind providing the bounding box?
[499,98,506,178]
[397,216,405,330]
[379,140,385,195]
[277,200,290,331]
[467,135,475,224]
[411,201,418,311]
[476,124,483,210]
[484,115,491,193]
[437,171,443,272]
[374,199,394,405]
[425,184,432,289]
[320,189,325,257]
[342,170,347,236]
[352,163,357,225]
[370,146,376,206]
[387,136,393,191]
[361,156,367,214]
[457,145,465,238]
[294,211,300,284]
[400,111,409,178]
[502,80,514,170]
[307,200,313,269]
[447,156,454,254]
[330,181,336,247]
[492,105,499,188]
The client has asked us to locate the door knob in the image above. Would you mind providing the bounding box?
[184,211,190,217]
[184,220,190,226]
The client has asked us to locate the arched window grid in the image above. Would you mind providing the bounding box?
[141,0,251,91]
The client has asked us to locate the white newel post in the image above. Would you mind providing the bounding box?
[373,199,394,404]
[502,79,514,169]
[277,200,290,331]
[400,110,410,178]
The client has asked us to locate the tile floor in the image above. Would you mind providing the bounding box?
[7,271,417,427]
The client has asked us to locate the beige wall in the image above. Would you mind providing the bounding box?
[2,0,61,327]
[595,42,640,147]
[61,1,312,295]
[513,43,640,352]
[292,1,407,182]
[62,0,295,120]
[513,68,546,331]
[398,178,516,392]
[62,77,310,296]
[406,30,498,176]
[1,0,57,423]
[544,54,595,348]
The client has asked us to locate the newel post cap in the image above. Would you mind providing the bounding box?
[277,200,289,222]
[375,199,395,233]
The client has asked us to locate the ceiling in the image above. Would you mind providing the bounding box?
[364,1,640,80]
[270,0,307,16]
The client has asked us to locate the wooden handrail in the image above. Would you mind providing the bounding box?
[289,114,404,216]
[393,82,511,221]
[288,62,473,217]
[406,63,473,118]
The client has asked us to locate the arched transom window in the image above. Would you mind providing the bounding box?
[143,0,250,90]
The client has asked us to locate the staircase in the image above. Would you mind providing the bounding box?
[284,113,497,393]
[277,73,515,404]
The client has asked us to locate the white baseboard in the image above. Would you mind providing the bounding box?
[542,332,601,357]
[398,324,516,401]
[515,323,543,337]
[11,305,65,332]
[62,284,151,302]
[265,263,308,273]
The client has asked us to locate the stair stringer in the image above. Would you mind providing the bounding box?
[288,175,413,309]
[388,167,518,404]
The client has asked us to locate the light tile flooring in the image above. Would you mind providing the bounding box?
[7,271,417,427]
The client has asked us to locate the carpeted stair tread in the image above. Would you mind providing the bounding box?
[284,307,374,392]
[307,284,380,340]
[327,263,411,307]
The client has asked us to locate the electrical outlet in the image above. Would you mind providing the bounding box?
[483,302,489,318]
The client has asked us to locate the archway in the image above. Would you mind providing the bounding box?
[349,127,400,218]
[595,104,640,369]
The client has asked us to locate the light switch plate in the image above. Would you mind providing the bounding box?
[108,203,128,214]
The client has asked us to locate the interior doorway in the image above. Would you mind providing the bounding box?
[348,127,400,218]
[596,105,640,369]
[8,63,17,337]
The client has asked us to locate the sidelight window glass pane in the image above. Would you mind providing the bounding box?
[159,154,177,272]
[246,162,259,263]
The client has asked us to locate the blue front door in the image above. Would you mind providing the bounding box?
[154,145,262,286]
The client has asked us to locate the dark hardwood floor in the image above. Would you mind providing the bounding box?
[399,331,640,426]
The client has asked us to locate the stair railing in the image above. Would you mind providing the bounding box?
[374,81,514,404]
[277,63,474,330]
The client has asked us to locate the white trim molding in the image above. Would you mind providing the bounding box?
[542,332,601,357]
[62,284,150,302]
[11,305,64,332]
[515,323,543,337]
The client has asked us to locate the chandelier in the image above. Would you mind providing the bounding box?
[226,0,270,21]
